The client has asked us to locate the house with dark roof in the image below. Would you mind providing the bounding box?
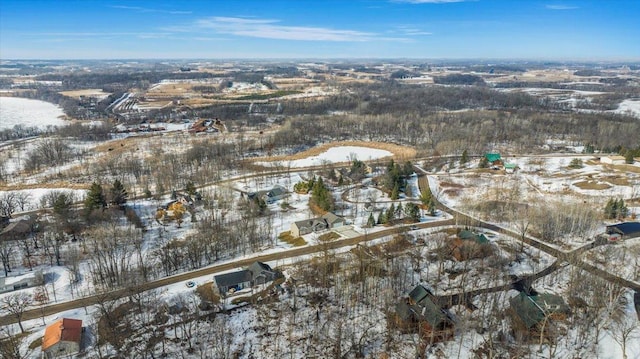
[0,218,35,242]
[248,185,289,204]
[509,292,570,332]
[606,222,640,241]
[42,318,83,359]
[449,230,493,261]
[214,261,279,295]
[394,285,455,341]
[290,212,345,237]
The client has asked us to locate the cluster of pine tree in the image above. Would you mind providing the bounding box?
[604,198,629,220]
[310,177,334,212]
[84,180,129,215]
[382,160,413,200]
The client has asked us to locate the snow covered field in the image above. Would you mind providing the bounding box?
[256,146,392,168]
[615,99,640,118]
[0,97,66,130]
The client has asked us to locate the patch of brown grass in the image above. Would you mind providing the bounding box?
[196,282,220,304]
[612,164,640,174]
[573,181,612,190]
[318,232,340,242]
[601,175,630,186]
[278,231,307,246]
[439,181,464,188]
[0,182,89,191]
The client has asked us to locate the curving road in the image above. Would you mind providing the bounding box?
[3,157,638,326]
[0,217,454,326]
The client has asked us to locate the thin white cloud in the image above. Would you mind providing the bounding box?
[194,17,378,42]
[545,4,579,10]
[110,5,192,15]
[395,26,433,36]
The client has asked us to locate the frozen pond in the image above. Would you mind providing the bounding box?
[0,96,66,130]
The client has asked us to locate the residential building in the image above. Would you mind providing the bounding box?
[42,318,83,359]
[0,270,44,294]
[214,261,279,295]
[394,285,455,341]
[290,212,344,237]
[509,292,570,331]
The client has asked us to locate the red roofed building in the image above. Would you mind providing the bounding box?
[42,318,83,358]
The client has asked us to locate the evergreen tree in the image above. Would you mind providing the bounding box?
[460,149,469,165]
[583,143,595,154]
[110,179,128,207]
[479,156,489,168]
[625,151,635,164]
[387,204,395,222]
[395,202,403,219]
[52,192,73,218]
[420,188,432,207]
[604,198,616,219]
[405,202,421,221]
[390,183,400,200]
[367,212,376,228]
[604,198,629,219]
[568,158,583,169]
[377,211,387,225]
[616,198,629,219]
[185,181,197,196]
[427,198,436,216]
[311,176,334,212]
[85,182,106,212]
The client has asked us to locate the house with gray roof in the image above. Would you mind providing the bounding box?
[214,261,279,295]
[290,212,344,237]
[249,185,288,204]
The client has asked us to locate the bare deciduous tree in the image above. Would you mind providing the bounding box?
[1,292,33,333]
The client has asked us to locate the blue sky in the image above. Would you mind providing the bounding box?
[1,0,638,60]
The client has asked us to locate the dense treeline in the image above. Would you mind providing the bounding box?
[433,73,486,86]
[35,71,222,92]
[269,109,639,155]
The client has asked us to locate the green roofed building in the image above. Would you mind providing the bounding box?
[484,153,502,164]
[509,292,570,329]
[395,285,455,334]
[458,230,489,244]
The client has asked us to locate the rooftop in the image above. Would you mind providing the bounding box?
[42,318,83,351]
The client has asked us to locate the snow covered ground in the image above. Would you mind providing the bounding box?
[615,99,640,118]
[256,146,392,168]
[0,97,66,130]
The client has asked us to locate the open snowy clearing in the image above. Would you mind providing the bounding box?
[615,99,640,118]
[0,97,66,130]
[255,146,393,168]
